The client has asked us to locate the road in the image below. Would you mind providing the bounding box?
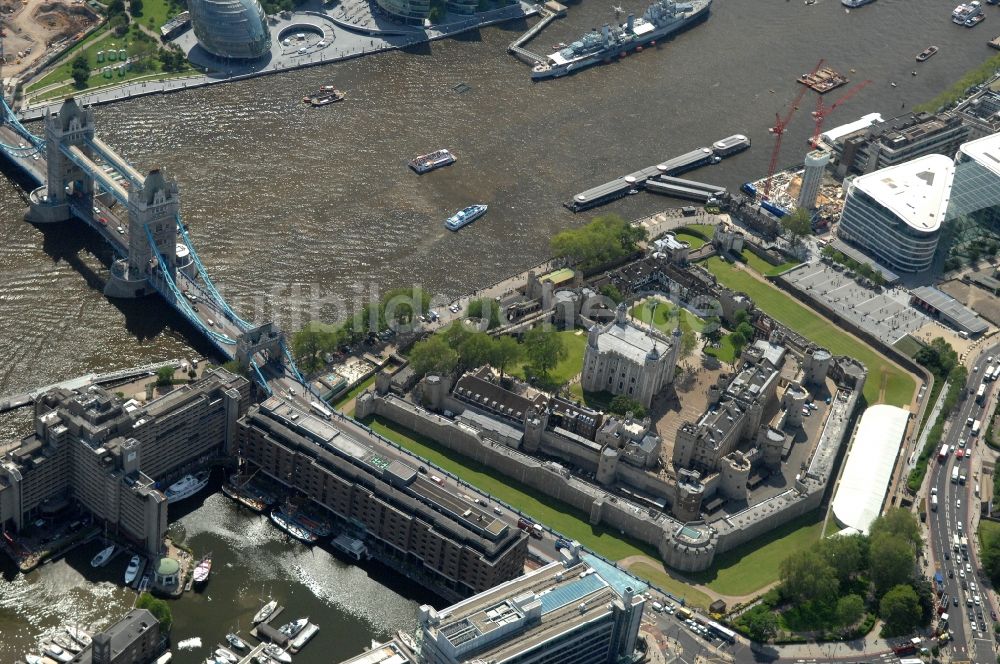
[925,342,1000,663]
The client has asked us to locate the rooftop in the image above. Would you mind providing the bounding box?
[959,131,1000,178]
[851,153,954,232]
[910,286,989,335]
[831,404,909,534]
[821,112,883,144]
[594,318,669,365]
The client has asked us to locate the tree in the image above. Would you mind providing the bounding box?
[467,298,501,330]
[609,395,646,419]
[869,534,916,597]
[869,508,922,551]
[680,328,698,361]
[835,594,865,629]
[441,321,472,350]
[599,284,623,304]
[879,584,922,635]
[818,534,865,587]
[136,591,172,632]
[550,214,647,269]
[71,55,90,88]
[744,608,779,643]
[781,208,812,238]
[156,366,175,386]
[779,550,839,605]
[408,334,459,377]
[292,323,339,374]
[523,326,567,378]
[457,332,495,372]
[489,336,521,379]
[130,0,144,15]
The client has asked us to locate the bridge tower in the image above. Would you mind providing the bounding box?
[26,97,96,224]
[105,167,180,298]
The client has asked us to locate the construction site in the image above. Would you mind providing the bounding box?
[1,0,100,91]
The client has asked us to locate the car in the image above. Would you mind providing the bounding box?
[974,366,980,372]
[957,499,962,510]
[932,487,938,495]
[493,506,503,515]
[954,597,959,606]
[981,621,988,632]
[825,396,831,404]
[93,206,100,214]
[975,596,981,606]
[298,47,307,54]
[967,563,972,573]
[418,465,427,474]
[97,216,107,225]
[950,445,956,454]
[949,570,954,578]
[116,226,125,234]
[317,41,326,47]
[945,551,951,560]
[960,569,966,578]
[962,580,968,589]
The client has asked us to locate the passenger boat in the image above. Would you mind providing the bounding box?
[124,554,141,585]
[309,88,345,106]
[226,633,247,650]
[252,599,278,624]
[408,149,456,174]
[840,0,875,6]
[164,471,210,503]
[966,12,985,26]
[91,544,115,568]
[270,509,319,544]
[279,617,309,638]
[445,204,488,231]
[192,554,212,586]
[916,45,939,61]
[953,1,982,23]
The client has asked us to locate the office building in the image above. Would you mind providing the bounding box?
[837,154,954,273]
[798,149,830,210]
[375,0,431,23]
[338,546,646,664]
[70,609,164,664]
[831,111,969,177]
[0,369,249,555]
[188,0,271,60]
[947,132,1000,221]
[236,396,527,600]
[580,303,680,408]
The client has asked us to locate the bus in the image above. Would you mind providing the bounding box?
[977,383,988,404]
[705,619,737,644]
[939,444,950,462]
[309,400,333,420]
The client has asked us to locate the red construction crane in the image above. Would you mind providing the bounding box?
[809,79,873,148]
[763,59,824,200]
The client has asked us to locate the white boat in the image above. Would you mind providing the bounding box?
[66,626,92,647]
[226,633,247,650]
[124,554,141,585]
[164,471,210,503]
[42,643,74,663]
[25,654,44,664]
[279,616,308,638]
[214,647,239,663]
[264,643,292,663]
[252,599,278,624]
[52,634,80,653]
[91,544,115,568]
[444,204,488,231]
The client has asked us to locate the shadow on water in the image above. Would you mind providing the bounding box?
[451,28,483,43]
[400,41,433,56]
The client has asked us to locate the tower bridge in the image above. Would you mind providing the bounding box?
[0,95,300,394]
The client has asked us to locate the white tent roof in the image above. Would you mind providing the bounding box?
[831,404,909,535]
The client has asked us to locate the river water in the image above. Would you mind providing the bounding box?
[0,0,988,658]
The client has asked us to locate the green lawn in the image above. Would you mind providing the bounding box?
[26,27,114,93]
[893,334,925,359]
[331,374,376,410]
[674,232,706,250]
[740,250,801,277]
[134,0,185,30]
[979,519,1000,551]
[628,562,712,609]
[362,415,660,562]
[566,383,616,412]
[704,257,916,407]
[517,329,589,389]
[630,297,703,335]
[704,334,738,364]
[680,223,716,238]
[690,510,825,596]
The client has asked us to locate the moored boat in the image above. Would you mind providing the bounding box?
[52,634,80,653]
[66,626,92,647]
[916,45,939,61]
[124,554,141,585]
[408,149,456,174]
[264,643,292,663]
[164,471,210,503]
[91,544,115,568]
[226,633,247,650]
[966,12,985,26]
[279,616,308,638]
[25,654,44,664]
[252,599,278,624]
[214,647,239,663]
[42,643,73,663]
[444,204,488,231]
[193,554,212,586]
[270,509,319,544]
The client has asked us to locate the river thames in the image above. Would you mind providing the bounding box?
[0,0,989,658]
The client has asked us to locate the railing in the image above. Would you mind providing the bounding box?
[250,360,272,394]
[174,213,252,331]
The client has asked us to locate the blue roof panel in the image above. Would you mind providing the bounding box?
[539,574,607,615]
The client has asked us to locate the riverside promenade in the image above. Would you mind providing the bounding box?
[18,0,538,121]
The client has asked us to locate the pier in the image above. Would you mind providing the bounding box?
[645,175,726,202]
[565,140,744,212]
[508,2,566,65]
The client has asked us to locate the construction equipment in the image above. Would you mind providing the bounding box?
[809,79,872,147]
[763,59,824,200]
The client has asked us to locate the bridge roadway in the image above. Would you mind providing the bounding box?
[0,124,47,184]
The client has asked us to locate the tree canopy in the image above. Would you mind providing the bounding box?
[523,326,567,378]
[467,298,502,330]
[136,591,172,632]
[781,208,812,238]
[879,584,922,636]
[408,333,459,377]
[550,214,646,270]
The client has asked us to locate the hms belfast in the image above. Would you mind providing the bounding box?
[532,0,712,79]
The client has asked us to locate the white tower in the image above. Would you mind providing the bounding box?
[798,149,831,210]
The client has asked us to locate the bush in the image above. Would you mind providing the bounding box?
[608,395,646,419]
[155,366,175,386]
[136,592,172,632]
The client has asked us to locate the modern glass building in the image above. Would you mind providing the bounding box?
[189,0,271,60]
[838,154,954,273]
[376,0,431,24]
[947,132,1000,221]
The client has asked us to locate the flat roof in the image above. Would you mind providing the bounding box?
[851,153,954,232]
[823,112,884,143]
[831,404,909,534]
[959,131,1000,178]
[911,286,989,335]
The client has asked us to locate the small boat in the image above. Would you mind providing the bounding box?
[253,599,278,624]
[193,554,212,586]
[42,643,74,663]
[270,509,318,544]
[124,554,141,585]
[264,643,292,663]
[66,626,92,647]
[309,89,345,106]
[25,655,44,664]
[444,204,488,232]
[215,647,239,663]
[164,471,210,503]
[966,12,985,26]
[52,634,80,653]
[226,633,247,650]
[916,45,939,61]
[91,544,115,568]
[279,616,308,638]
[408,149,456,174]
